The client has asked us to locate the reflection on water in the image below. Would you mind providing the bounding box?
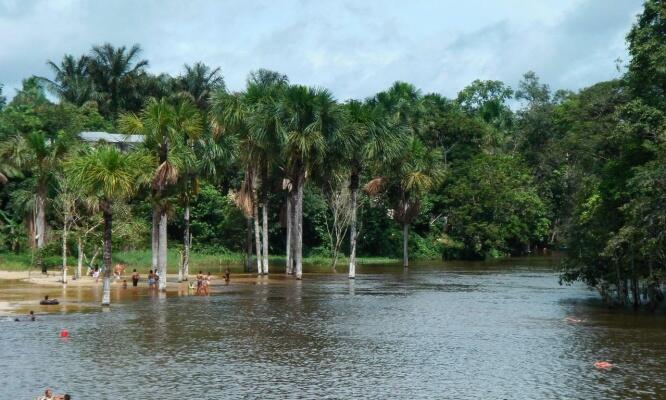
[2,258,666,399]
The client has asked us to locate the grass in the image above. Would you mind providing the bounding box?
[0,249,400,274]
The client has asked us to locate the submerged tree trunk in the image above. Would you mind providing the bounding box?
[245,217,253,273]
[76,237,83,280]
[61,220,68,284]
[348,181,359,279]
[151,207,159,273]
[182,199,190,281]
[101,204,113,306]
[403,223,409,269]
[295,172,304,280]
[285,193,292,275]
[158,209,168,291]
[262,200,269,275]
[253,201,262,274]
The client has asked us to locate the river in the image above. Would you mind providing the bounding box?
[1,257,666,399]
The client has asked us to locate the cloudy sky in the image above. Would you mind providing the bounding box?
[0,0,644,102]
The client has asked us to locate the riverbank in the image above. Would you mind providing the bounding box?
[0,249,401,273]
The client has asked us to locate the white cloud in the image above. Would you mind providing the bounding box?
[0,0,643,102]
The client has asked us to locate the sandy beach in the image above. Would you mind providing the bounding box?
[0,269,290,316]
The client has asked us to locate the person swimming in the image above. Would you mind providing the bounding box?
[40,295,59,305]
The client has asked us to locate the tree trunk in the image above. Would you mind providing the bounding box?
[151,206,159,273]
[245,217,253,273]
[101,204,113,306]
[35,192,46,248]
[158,209,167,291]
[285,193,292,275]
[62,220,68,284]
[290,193,298,275]
[403,223,409,269]
[262,200,269,275]
[253,201,262,274]
[76,237,83,280]
[295,172,304,280]
[182,199,190,281]
[348,185,358,279]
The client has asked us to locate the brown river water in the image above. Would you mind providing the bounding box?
[1,257,666,399]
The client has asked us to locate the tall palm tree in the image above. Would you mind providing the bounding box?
[338,100,396,278]
[66,146,150,305]
[88,43,148,117]
[5,131,75,257]
[246,70,289,275]
[178,62,225,110]
[172,97,204,280]
[278,85,341,279]
[119,97,193,290]
[210,90,265,274]
[365,82,444,269]
[38,54,93,105]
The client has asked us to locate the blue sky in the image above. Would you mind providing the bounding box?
[0,0,644,102]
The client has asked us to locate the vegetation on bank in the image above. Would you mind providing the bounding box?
[0,1,664,309]
[0,249,399,273]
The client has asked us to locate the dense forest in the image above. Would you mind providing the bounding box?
[0,1,664,306]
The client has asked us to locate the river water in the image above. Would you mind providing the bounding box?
[1,257,666,399]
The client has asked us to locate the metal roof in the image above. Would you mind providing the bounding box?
[79,131,144,143]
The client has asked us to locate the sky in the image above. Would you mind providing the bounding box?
[0,0,644,102]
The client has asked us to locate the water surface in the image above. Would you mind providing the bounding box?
[2,258,666,399]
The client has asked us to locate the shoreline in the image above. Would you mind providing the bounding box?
[0,270,294,316]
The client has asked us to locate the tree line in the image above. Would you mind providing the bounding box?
[0,0,664,308]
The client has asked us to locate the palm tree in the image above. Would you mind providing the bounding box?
[38,54,93,105]
[210,90,265,274]
[5,131,75,259]
[66,145,150,305]
[278,85,341,279]
[366,136,445,269]
[246,70,289,275]
[365,82,444,269]
[172,97,204,281]
[338,100,396,278]
[178,62,225,110]
[119,97,194,290]
[87,43,148,117]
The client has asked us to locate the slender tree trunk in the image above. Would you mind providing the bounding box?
[245,217,253,273]
[158,209,167,291]
[262,199,269,275]
[62,220,68,284]
[403,223,409,269]
[295,172,304,280]
[285,193,292,275]
[76,237,83,280]
[253,201,262,274]
[290,193,297,275]
[348,183,359,279]
[151,206,159,273]
[101,204,113,306]
[35,192,46,248]
[182,199,190,281]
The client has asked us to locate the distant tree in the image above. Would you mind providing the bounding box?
[87,43,148,117]
[39,54,94,105]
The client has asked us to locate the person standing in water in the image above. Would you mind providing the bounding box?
[196,271,204,295]
[131,269,139,287]
[224,267,230,284]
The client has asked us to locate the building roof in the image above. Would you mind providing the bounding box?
[79,131,144,143]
